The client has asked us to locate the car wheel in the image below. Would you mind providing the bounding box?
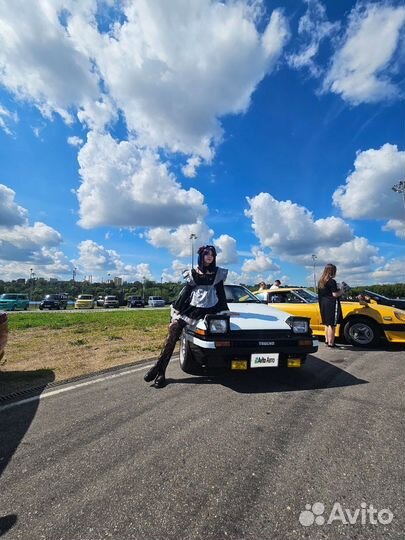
[179,333,204,375]
[343,317,380,347]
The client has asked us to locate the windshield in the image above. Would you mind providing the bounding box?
[1,294,18,300]
[225,285,260,303]
[365,290,387,300]
[105,296,117,300]
[79,295,93,300]
[294,289,318,303]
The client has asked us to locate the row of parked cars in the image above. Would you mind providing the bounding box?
[0,292,166,310]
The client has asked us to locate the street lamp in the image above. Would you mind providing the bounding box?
[190,233,197,268]
[29,268,36,302]
[392,181,405,232]
[311,254,317,292]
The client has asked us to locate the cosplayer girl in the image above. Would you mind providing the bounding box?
[144,245,228,388]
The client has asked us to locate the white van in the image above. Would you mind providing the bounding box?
[148,296,165,307]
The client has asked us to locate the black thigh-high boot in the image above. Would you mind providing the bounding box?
[144,319,187,387]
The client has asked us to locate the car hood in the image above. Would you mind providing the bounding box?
[195,302,294,332]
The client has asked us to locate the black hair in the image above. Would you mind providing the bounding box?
[197,245,217,273]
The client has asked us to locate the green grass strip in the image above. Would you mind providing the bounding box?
[7,309,170,331]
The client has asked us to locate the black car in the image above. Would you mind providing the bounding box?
[127,296,145,308]
[39,294,68,310]
[363,290,405,310]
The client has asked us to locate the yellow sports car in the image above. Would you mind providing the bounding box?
[253,287,405,347]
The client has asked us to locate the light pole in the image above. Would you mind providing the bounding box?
[311,254,317,292]
[142,276,146,302]
[190,233,197,268]
[392,180,405,234]
[29,268,36,302]
[72,267,77,282]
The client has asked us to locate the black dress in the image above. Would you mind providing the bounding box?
[318,278,343,326]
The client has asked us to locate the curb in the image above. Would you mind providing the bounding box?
[0,355,161,404]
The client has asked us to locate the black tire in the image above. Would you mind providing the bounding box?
[343,317,380,347]
[179,333,204,375]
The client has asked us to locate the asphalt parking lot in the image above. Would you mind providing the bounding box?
[1,343,404,540]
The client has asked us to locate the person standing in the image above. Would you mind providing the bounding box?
[144,245,228,388]
[318,264,343,348]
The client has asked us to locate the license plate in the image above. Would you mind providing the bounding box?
[250,353,279,368]
[231,360,248,370]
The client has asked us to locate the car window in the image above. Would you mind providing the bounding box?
[255,292,267,302]
[224,285,260,303]
[294,289,318,303]
[1,294,18,300]
[269,291,301,303]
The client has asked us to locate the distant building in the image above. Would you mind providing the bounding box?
[49,278,58,283]
[114,276,123,286]
[16,278,26,284]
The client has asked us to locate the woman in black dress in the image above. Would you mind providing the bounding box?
[144,245,229,388]
[318,264,343,348]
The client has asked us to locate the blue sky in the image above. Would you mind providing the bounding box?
[1,0,405,286]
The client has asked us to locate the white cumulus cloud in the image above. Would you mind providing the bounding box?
[77,131,207,229]
[333,143,405,221]
[241,247,279,274]
[245,192,353,256]
[214,234,238,265]
[0,184,28,227]
[323,3,405,104]
[146,221,214,258]
[73,240,153,281]
[66,0,290,159]
[288,0,340,77]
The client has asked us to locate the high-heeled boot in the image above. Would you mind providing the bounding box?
[144,319,186,385]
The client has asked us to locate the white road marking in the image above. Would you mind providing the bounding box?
[0,359,175,412]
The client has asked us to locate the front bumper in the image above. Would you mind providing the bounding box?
[186,329,318,370]
[382,324,405,343]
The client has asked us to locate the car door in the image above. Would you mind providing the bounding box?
[267,291,323,335]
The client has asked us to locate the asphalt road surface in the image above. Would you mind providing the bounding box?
[1,344,404,540]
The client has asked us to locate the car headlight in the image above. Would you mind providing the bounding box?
[394,311,405,322]
[286,317,309,334]
[206,315,229,333]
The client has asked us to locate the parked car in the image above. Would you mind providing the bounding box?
[178,284,318,375]
[148,296,165,307]
[104,295,119,308]
[253,287,405,347]
[74,294,95,309]
[362,290,405,310]
[127,296,145,308]
[0,293,29,311]
[96,295,105,307]
[0,312,8,363]
[39,293,68,310]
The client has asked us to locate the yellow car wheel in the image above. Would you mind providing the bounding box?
[343,317,380,347]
